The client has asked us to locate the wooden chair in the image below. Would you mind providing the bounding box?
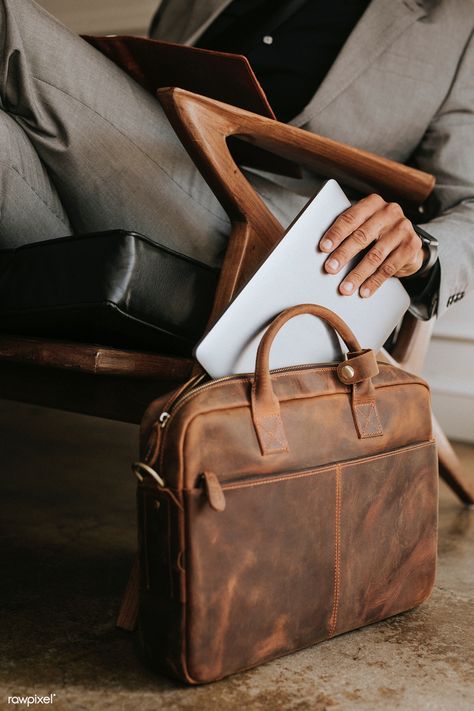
[0,87,472,507]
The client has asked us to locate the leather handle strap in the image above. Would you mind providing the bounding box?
[251,304,383,455]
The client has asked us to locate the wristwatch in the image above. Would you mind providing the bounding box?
[412,224,439,277]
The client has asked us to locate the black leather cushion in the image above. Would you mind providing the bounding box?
[0,231,219,355]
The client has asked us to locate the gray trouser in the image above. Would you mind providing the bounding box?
[0,0,309,266]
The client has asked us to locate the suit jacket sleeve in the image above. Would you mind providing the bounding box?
[413,27,474,318]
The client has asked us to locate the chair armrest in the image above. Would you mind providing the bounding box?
[158,88,435,325]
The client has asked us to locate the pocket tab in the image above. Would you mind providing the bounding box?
[202,472,226,512]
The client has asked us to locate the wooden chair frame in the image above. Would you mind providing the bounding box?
[0,87,472,505]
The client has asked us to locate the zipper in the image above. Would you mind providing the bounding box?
[145,361,339,473]
[151,360,340,467]
[199,439,434,512]
[143,372,205,466]
[146,356,381,481]
[199,460,337,513]
[145,371,238,468]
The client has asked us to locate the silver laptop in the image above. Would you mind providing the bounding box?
[195,180,410,378]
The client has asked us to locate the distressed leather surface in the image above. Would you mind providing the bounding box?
[185,467,337,681]
[335,442,438,635]
[137,308,438,684]
[158,364,432,488]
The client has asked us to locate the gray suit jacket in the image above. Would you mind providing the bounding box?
[151,0,474,316]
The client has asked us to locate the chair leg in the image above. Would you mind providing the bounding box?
[433,414,474,506]
[380,347,474,505]
[116,555,140,631]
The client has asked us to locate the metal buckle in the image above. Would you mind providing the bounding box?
[132,461,165,488]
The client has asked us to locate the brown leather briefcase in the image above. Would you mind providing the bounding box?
[133,304,438,684]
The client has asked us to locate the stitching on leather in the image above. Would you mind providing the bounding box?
[257,413,289,451]
[328,465,342,638]
[215,440,435,493]
[175,376,431,485]
[356,402,383,437]
[342,440,434,469]
[222,465,337,491]
[170,368,428,469]
[357,403,372,434]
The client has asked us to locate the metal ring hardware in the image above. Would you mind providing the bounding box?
[132,461,165,488]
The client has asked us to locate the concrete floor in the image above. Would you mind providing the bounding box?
[0,399,473,711]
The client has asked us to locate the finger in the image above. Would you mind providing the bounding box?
[323,204,398,275]
[359,221,423,289]
[338,228,401,295]
[319,193,387,252]
[359,245,413,297]
[392,234,425,277]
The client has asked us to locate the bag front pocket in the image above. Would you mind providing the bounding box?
[184,440,437,683]
[334,441,438,636]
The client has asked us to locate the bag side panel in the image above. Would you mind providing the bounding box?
[137,486,188,682]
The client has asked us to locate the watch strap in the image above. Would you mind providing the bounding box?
[412,224,439,277]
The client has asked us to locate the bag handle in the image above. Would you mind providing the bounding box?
[250,304,383,455]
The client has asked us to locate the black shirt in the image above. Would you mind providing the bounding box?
[197,0,370,122]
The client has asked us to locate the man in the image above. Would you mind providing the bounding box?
[150,0,474,319]
[1,0,473,319]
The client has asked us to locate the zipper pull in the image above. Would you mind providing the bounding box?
[202,472,226,512]
[145,413,169,466]
[159,412,170,428]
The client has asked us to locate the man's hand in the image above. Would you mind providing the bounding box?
[319,193,424,297]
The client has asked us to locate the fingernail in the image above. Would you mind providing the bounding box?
[360,287,371,298]
[320,238,333,251]
[326,258,339,272]
[341,281,354,294]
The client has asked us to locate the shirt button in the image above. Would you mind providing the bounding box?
[263,35,274,45]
